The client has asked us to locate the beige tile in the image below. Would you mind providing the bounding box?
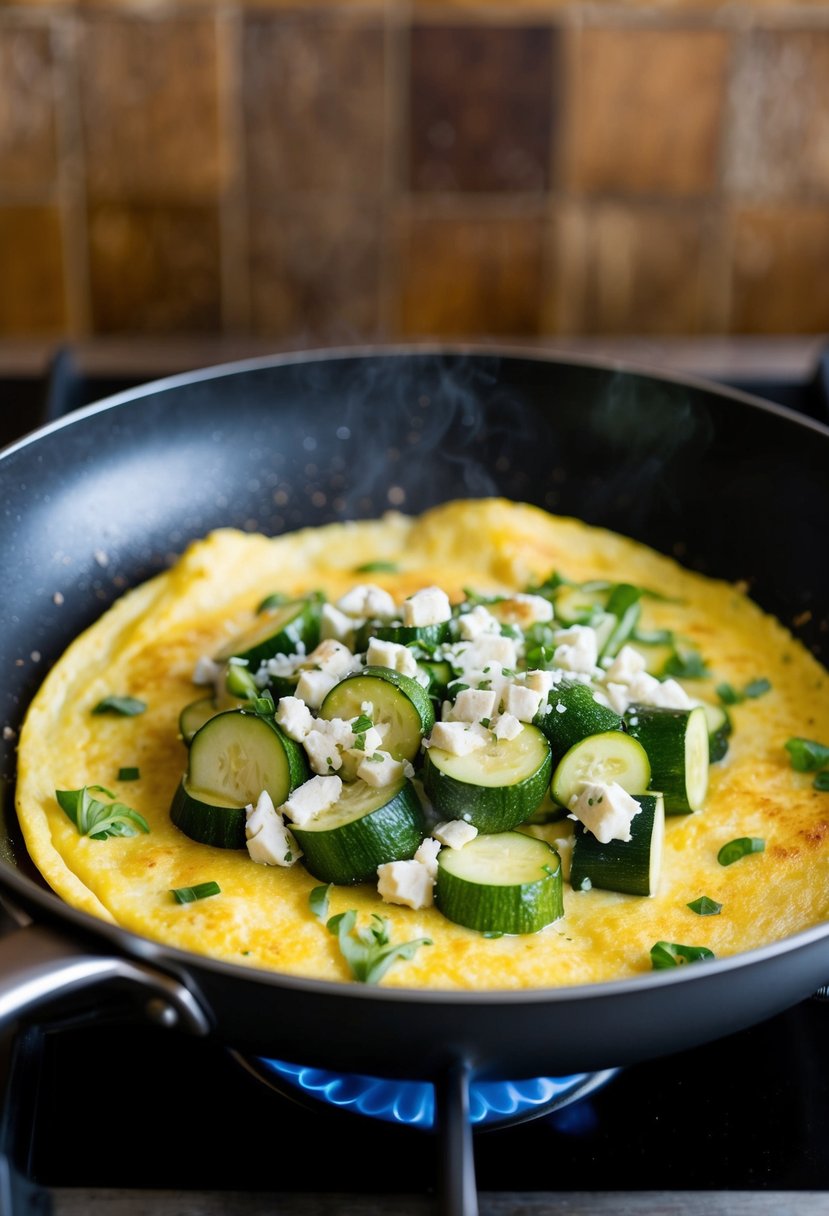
[78,12,223,203]
[248,198,383,340]
[398,208,545,337]
[0,205,66,334]
[568,27,730,198]
[730,206,829,333]
[0,24,58,197]
[87,203,221,333]
[243,12,386,197]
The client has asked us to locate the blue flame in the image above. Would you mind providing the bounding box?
[254,1058,610,1129]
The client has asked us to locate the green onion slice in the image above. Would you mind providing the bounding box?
[717,837,765,866]
[171,881,221,904]
[785,737,829,772]
[813,771,829,792]
[92,695,146,716]
[650,941,716,969]
[354,560,399,574]
[117,766,140,782]
[687,896,722,916]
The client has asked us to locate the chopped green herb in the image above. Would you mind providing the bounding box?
[56,785,150,840]
[350,714,373,735]
[813,771,829,792]
[523,571,568,597]
[687,896,722,916]
[117,766,140,782]
[91,695,146,717]
[226,664,258,700]
[327,910,431,984]
[717,836,765,866]
[717,678,772,706]
[785,737,829,772]
[309,884,332,923]
[663,650,709,680]
[632,627,675,646]
[170,881,221,904]
[354,560,399,574]
[251,690,276,719]
[256,592,289,613]
[650,941,715,969]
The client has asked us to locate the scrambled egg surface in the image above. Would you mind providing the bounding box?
[15,499,829,989]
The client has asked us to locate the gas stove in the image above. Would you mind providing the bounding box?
[0,338,827,1216]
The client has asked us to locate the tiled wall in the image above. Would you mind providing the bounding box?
[2,2,829,343]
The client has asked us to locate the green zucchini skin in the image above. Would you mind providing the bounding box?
[435,831,564,934]
[569,792,665,897]
[188,709,309,810]
[422,724,552,834]
[550,730,651,809]
[170,779,248,849]
[700,702,732,763]
[624,704,709,814]
[318,666,435,762]
[215,596,322,667]
[290,779,426,885]
[179,696,218,744]
[534,679,624,760]
[354,620,450,652]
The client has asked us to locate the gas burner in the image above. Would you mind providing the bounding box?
[234,1054,619,1131]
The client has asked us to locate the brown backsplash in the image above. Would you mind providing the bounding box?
[1,2,829,343]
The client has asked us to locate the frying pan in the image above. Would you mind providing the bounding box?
[0,348,827,1201]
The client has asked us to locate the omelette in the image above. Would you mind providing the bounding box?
[15,499,829,989]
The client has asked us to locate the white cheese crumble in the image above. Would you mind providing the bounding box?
[492,712,523,741]
[568,781,642,844]
[503,683,543,723]
[450,687,497,724]
[376,858,434,909]
[553,625,599,674]
[402,585,452,627]
[245,791,301,867]
[414,835,441,876]
[336,583,398,620]
[366,637,419,679]
[192,655,222,686]
[427,721,488,755]
[320,602,356,647]
[281,774,342,826]
[604,644,647,684]
[303,729,343,774]
[356,750,403,788]
[457,605,501,641]
[493,593,554,627]
[276,695,315,741]
[295,669,338,709]
[433,819,478,849]
[626,671,694,710]
[303,639,359,679]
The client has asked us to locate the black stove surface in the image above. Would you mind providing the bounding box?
[0,344,827,1213]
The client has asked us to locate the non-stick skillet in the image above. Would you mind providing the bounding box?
[0,347,827,1212]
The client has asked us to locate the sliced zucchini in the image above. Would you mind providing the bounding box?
[290,777,425,884]
[188,709,308,810]
[700,701,732,763]
[600,584,642,659]
[551,730,651,808]
[423,724,552,834]
[552,584,606,625]
[534,679,623,760]
[417,659,453,704]
[435,831,563,934]
[215,596,322,667]
[179,696,218,744]
[318,667,435,763]
[624,704,709,814]
[169,778,248,849]
[354,619,450,652]
[569,792,665,897]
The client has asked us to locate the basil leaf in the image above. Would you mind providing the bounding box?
[687,896,722,916]
[56,785,150,840]
[663,650,709,679]
[171,881,221,904]
[354,561,399,574]
[717,678,772,706]
[327,910,431,985]
[117,766,140,782]
[309,883,332,923]
[716,683,741,706]
[743,678,772,699]
[91,695,146,717]
[717,836,765,866]
[650,941,715,969]
[785,737,829,772]
[813,771,829,792]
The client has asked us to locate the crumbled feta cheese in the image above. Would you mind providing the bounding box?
[504,683,543,723]
[523,669,559,697]
[451,687,497,724]
[320,602,357,647]
[192,655,222,686]
[461,634,518,671]
[414,836,441,876]
[245,791,301,867]
[317,716,357,748]
[457,605,501,641]
[346,724,384,756]
[260,647,306,681]
[303,729,343,774]
[553,625,599,674]
[568,781,641,844]
[433,819,478,849]
[402,586,452,628]
[627,671,693,710]
[336,583,398,620]
[366,637,419,678]
[605,644,647,684]
[492,713,523,741]
[604,682,631,715]
[303,639,359,679]
[295,669,338,709]
[357,749,403,788]
[275,695,315,741]
[281,774,342,826]
[377,859,434,909]
[427,721,488,755]
[551,831,574,882]
[493,593,554,627]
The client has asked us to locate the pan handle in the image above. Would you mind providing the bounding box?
[0,921,211,1035]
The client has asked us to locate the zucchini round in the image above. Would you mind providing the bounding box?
[624,704,709,814]
[290,777,426,884]
[700,701,732,764]
[534,679,623,760]
[179,696,218,744]
[188,709,308,809]
[551,730,651,808]
[435,831,563,934]
[318,667,435,763]
[354,619,450,652]
[569,791,665,897]
[169,778,248,849]
[215,597,322,666]
[423,723,552,833]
